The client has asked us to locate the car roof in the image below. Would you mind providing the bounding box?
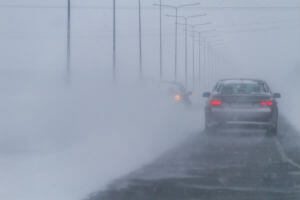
[217,79,266,84]
[160,81,184,87]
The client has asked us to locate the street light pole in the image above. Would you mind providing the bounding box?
[198,32,201,89]
[208,45,212,87]
[192,26,195,89]
[138,0,143,80]
[174,8,178,81]
[203,37,207,89]
[113,0,116,82]
[66,0,71,83]
[183,17,188,86]
[159,0,163,80]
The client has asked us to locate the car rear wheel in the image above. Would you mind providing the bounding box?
[206,126,218,134]
[205,121,217,134]
[266,125,277,137]
[205,112,219,134]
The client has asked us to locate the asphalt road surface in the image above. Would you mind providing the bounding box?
[88,119,300,200]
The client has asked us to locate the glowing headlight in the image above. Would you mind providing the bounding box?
[174,94,181,101]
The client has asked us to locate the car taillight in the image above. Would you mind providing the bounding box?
[210,100,222,106]
[261,101,273,106]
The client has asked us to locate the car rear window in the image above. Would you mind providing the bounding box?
[218,82,267,95]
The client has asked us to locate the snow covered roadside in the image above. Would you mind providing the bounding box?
[0,71,202,200]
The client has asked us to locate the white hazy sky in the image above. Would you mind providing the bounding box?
[0,0,299,83]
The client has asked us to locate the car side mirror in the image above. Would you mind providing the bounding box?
[273,93,281,98]
[203,92,211,98]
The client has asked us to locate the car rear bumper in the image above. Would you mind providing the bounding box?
[224,121,272,128]
[208,107,274,128]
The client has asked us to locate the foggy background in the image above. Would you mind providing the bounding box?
[0,0,299,200]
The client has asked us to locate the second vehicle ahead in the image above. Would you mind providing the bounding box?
[160,81,192,106]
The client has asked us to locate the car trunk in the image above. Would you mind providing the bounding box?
[214,94,271,108]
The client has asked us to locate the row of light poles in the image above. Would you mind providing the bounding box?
[66,0,150,83]
[153,2,226,90]
[171,18,210,87]
[66,1,225,89]
[195,31,220,90]
[153,3,202,82]
[182,24,213,88]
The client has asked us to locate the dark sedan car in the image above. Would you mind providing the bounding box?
[203,79,281,136]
